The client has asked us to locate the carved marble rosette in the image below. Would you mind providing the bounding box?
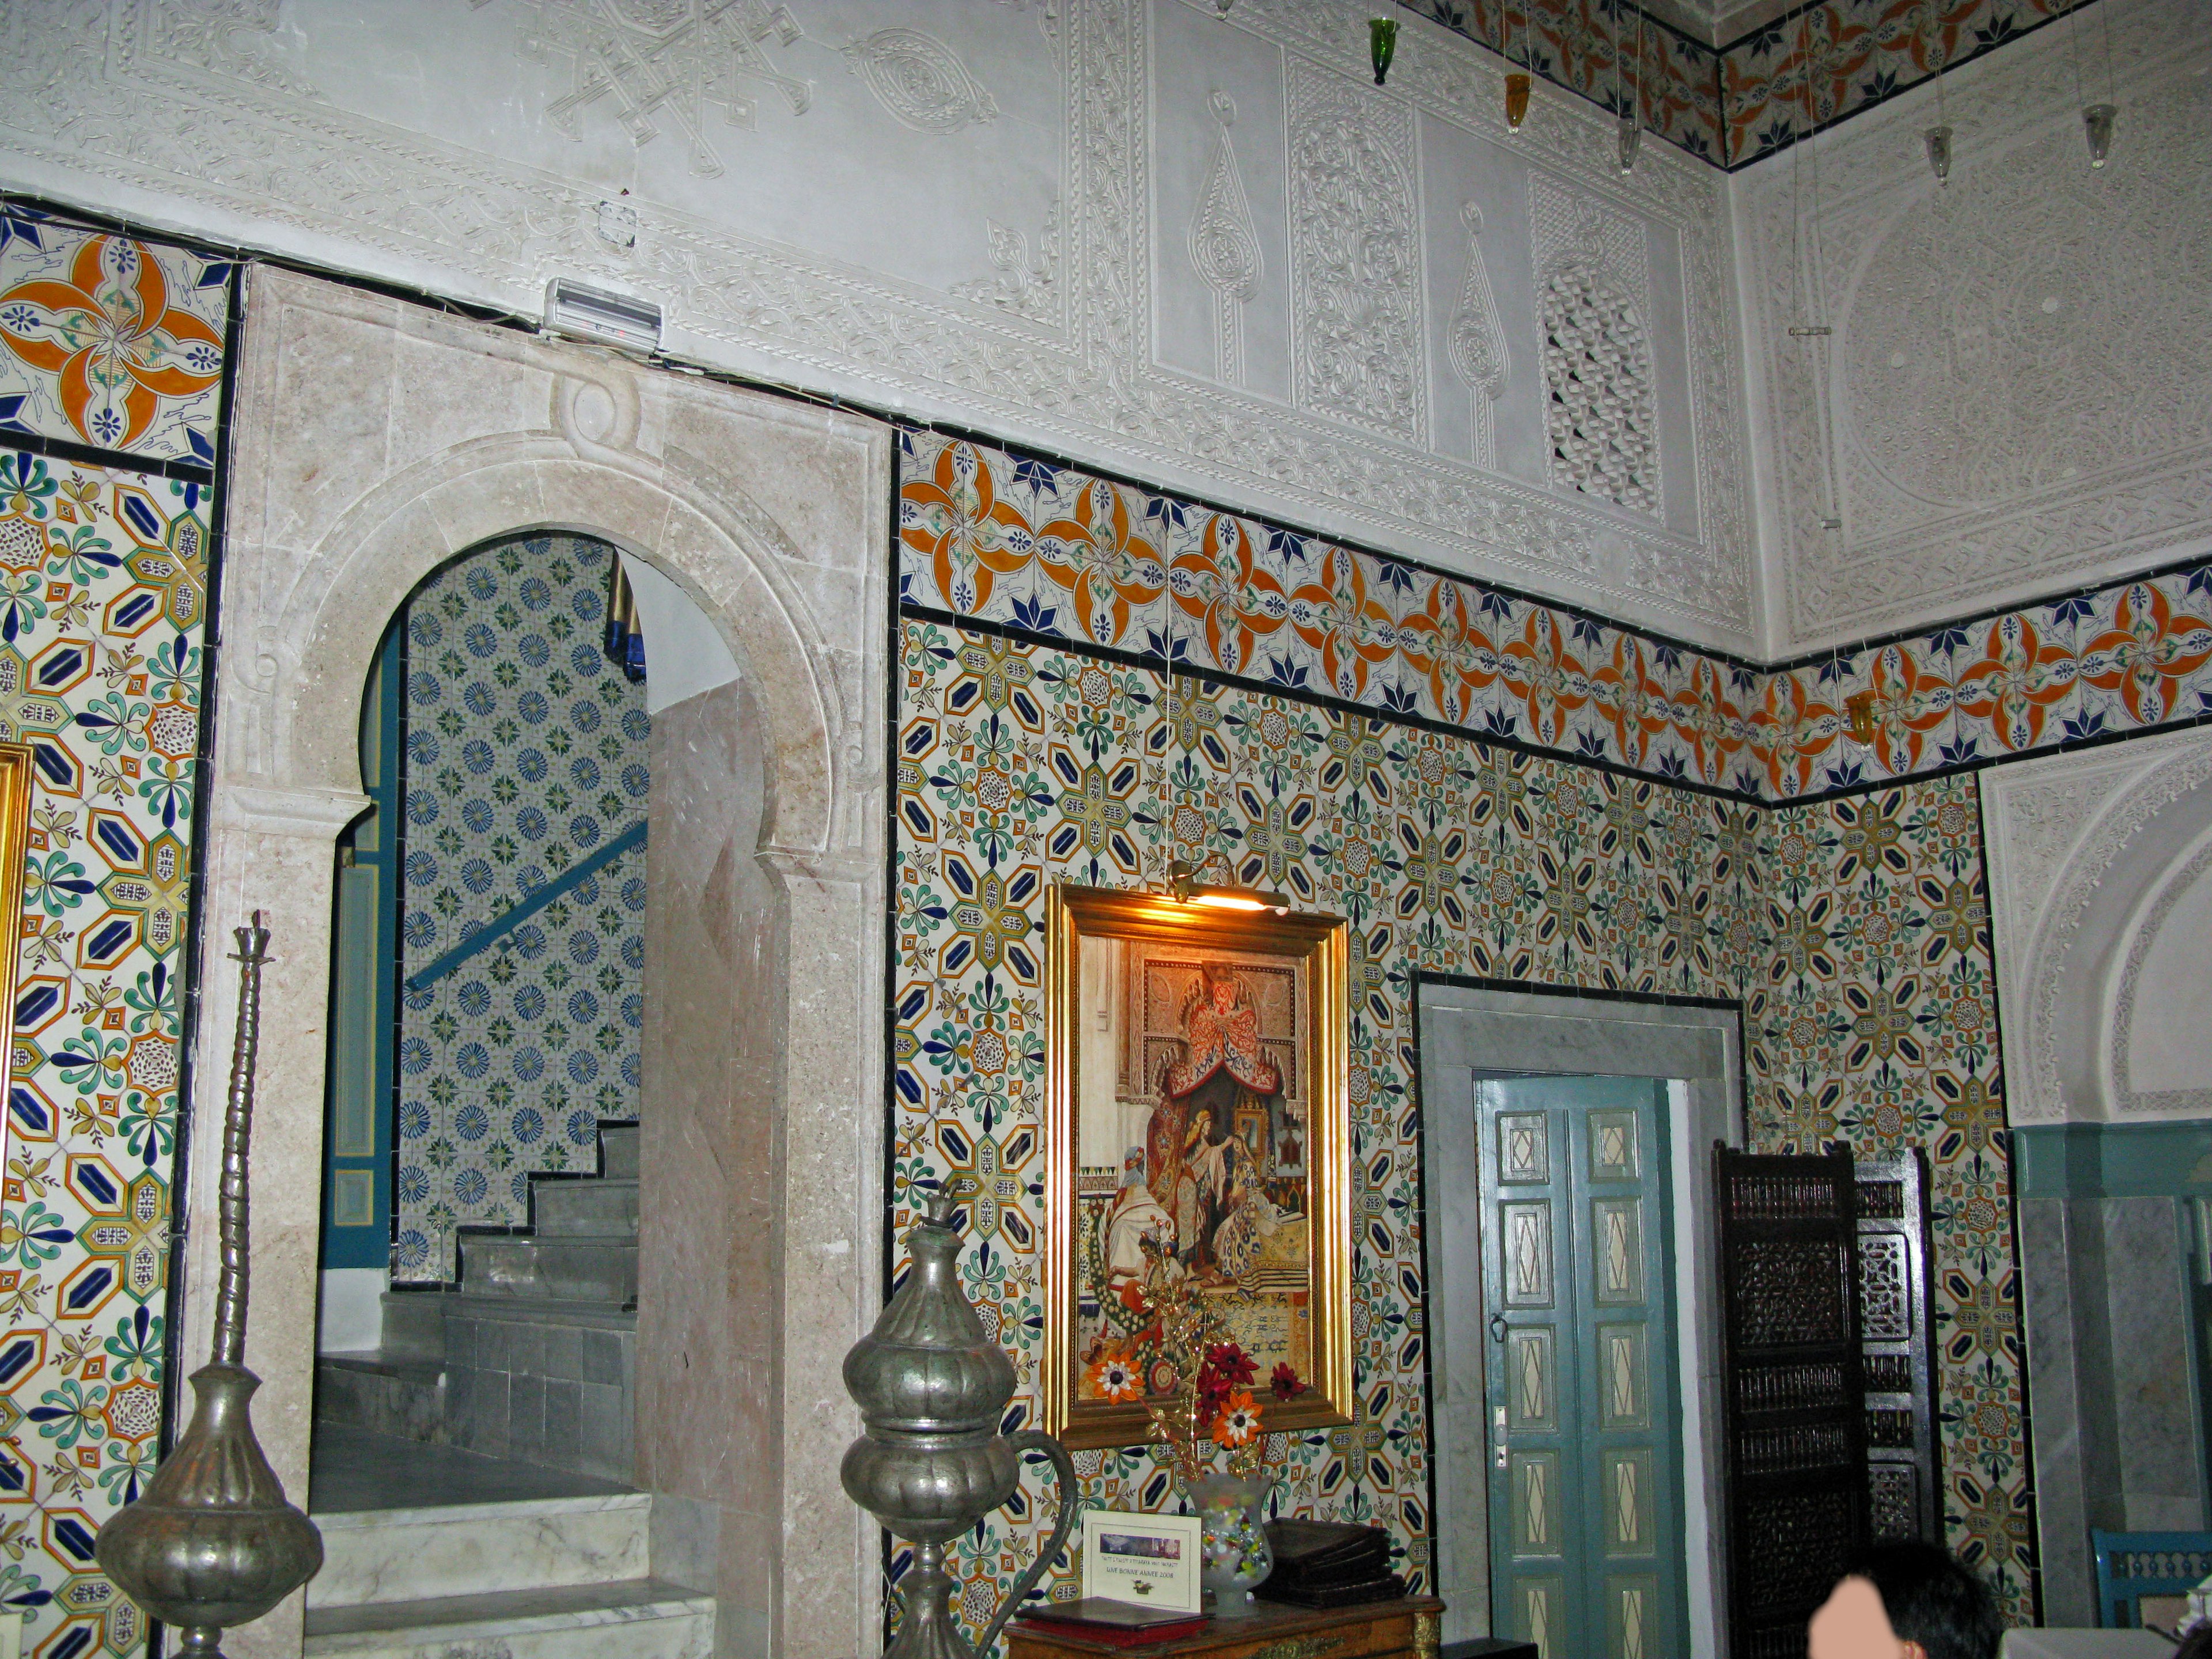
[97,914,324,1657]
[843,1191,1077,1659]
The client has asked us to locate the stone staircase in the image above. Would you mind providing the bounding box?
[304,1490,711,1658]
[315,1124,641,1482]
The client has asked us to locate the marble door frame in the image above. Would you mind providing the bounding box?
[192,266,891,1658]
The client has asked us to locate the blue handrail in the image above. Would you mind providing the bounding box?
[403,819,647,993]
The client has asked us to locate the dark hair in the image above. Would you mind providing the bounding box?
[2173,1624,2212,1659]
[1841,1541,2003,1659]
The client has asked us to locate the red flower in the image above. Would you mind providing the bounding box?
[1270,1363,1306,1402]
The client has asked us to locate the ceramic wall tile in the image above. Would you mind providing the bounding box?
[891,612,1765,1633]
[1404,0,1727,164]
[396,537,648,1281]
[903,432,2212,809]
[0,212,229,468]
[1749,775,2031,1620]
[1719,0,2070,166]
[0,455,210,1659]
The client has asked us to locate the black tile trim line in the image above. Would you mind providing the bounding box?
[154,258,244,1516]
[904,599,2212,813]
[1,429,212,486]
[903,599,1764,807]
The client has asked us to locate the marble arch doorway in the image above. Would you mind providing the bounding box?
[191,267,891,1658]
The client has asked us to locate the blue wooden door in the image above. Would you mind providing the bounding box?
[1478,1075,1688,1659]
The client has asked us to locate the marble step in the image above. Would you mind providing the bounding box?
[459,1234,638,1304]
[532,1176,639,1238]
[599,1122,638,1180]
[309,1491,650,1608]
[302,1577,713,1658]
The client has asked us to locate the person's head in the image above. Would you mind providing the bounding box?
[1808,1541,2002,1659]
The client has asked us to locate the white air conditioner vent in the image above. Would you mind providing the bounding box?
[543,278,662,355]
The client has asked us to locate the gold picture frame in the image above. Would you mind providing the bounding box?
[0,745,35,1167]
[1043,884,1352,1449]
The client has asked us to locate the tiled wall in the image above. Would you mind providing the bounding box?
[1404,0,1728,164]
[0,203,228,1659]
[897,434,2036,1626]
[396,537,649,1282]
[1751,776,2031,1615]
[891,614,1762,1624]
[902,431,2212,807]
[1411,0,2100,169]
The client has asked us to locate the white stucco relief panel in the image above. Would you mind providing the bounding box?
[1738,0,2212,654]
[1982,725,2212,1126]
[0,0,1754,649]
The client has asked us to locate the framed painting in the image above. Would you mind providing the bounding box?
[1042,885,1351,1449]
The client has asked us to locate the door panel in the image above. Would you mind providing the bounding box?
[1480,1075,1687,1659]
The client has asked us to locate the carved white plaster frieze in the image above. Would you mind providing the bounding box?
[1446,202,1509,473]
[1532,175,1660,518]
[842,26,999,134]
[1188,90,1261,388]
[1287,55,1425,444]
[0,0,1755,647]
[1740,0,2212,652]
[477,0,812,176]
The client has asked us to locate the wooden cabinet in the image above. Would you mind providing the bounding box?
[1007,1598,1445,1659]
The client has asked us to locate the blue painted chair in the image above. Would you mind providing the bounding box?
[2093,1529,2212,1628]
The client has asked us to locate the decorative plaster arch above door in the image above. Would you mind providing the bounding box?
[188,267,891,1658]
[1982,724,2212,1125]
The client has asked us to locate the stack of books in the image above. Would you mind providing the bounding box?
[1255,1520,1406,1609]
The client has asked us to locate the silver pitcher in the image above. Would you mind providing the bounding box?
[843,1191,1078,1659]
[97,915,323,1656]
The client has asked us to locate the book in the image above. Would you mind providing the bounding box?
[1012,1599,1213,1646]
[1258,1519,1392,1593]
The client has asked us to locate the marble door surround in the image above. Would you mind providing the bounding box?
[189,267,891,1658]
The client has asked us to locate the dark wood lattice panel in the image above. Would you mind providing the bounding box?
[1857,1153,1940,1543]
[1717,1145,1869,1659]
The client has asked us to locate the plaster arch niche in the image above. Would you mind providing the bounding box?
[1982,723,2212,1125]
[192,267,891,1658]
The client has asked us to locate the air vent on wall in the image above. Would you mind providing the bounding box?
[543,278,662,355]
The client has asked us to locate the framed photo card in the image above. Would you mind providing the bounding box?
[1080,1510,1203,1613]
[1043,885,1353,1449]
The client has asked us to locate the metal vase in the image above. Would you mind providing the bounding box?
[843,1193,1077,1659]
[97,915,323,1656]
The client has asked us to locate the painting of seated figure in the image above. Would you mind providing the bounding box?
[1043,886,1351,1449]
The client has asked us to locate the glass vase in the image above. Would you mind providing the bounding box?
[1185,1471,1273,1609]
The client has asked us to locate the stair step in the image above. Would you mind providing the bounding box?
[459,1235,637,1304]
[315,1353,445,1445]
[302,1577,711,1658]
[599,1123,639,1180]
[532,1176,639,1237]
[377,1290,451,1362]
[308,1491,650,1608]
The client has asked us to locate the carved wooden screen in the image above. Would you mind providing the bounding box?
[1715,1146,1869,1659]
[1857,1153,1940,1543]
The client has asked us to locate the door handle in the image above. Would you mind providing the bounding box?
[1490,1312,1508,1343]
[1493,1404,1508,1468]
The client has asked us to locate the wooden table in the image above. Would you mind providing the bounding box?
[1007,1596,1447,1659]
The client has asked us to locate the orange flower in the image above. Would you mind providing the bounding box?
[0,236,221,452]
[1086,1346,1143,1404]
[1210,1391,1262,1448]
